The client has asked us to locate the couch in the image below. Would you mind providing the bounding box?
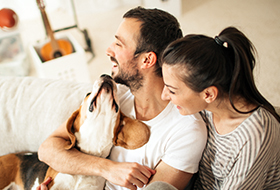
[1,76,279,157]
[0,76,93,156]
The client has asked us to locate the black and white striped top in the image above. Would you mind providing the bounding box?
[195,107,280,189]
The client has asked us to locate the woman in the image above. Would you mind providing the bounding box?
[160,27,280,189]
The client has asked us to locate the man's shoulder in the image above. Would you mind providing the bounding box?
[116,84,133,103]
[168,104,205,126]
[161,105,206,137]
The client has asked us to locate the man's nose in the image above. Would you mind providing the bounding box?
[106,43,114,57]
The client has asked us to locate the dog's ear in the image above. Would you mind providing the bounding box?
[64,108,80,150]
[64,94,89,150]
[113,112,150,149]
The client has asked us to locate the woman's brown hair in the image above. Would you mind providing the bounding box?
[161,26,280,122]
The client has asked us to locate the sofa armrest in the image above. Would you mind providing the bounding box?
[0,77,92,156]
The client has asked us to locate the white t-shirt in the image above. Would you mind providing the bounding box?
[106,84,207,190]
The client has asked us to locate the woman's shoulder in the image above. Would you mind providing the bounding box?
[233,107,280,153]
[253,107,280,131]
[254,107,280,141]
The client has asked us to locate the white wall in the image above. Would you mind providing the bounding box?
[0,0,142,21]
[0,0,62,20]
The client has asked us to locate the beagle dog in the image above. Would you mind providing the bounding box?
[0,74,150,190]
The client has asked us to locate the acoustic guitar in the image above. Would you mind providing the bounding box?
[36,0,73,62]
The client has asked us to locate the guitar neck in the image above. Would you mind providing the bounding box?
[40,8,60,51]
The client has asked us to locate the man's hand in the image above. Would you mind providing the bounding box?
[35,162,155,190]
[36,177,52,190]
[104,161,156,190]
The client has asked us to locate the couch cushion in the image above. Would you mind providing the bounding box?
[0,76,92,156]
[275,107,280,115]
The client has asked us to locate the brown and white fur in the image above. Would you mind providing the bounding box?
[0,74,150,190]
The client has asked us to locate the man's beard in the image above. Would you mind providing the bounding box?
[111,56,143,92]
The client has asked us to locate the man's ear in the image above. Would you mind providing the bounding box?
[203,86,218,103]
[141,52,157,69]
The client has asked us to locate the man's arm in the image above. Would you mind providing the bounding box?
[38,120,103,176]
[38,120,155,190]
[148,161,193,190]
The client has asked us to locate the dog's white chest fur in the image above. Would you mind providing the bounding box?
[76,90,118,158]
[50,79,119,190]
[75,111,118,158]
[52,174,105,190]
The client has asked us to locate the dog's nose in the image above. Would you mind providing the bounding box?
[100,74,113,80]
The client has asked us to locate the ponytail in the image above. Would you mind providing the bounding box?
[217,27,280,122]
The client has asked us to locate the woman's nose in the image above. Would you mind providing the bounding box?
[161,86,170,101]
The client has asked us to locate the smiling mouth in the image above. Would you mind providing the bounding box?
[110,57,118,67]
[176,105,182,110]
[112,62,118,67]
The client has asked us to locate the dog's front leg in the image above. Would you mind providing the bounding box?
[49,173,75,190]
[75,175,106,190]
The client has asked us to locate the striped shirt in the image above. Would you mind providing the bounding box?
[195,107,280,189]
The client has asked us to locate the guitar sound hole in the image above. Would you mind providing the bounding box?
[53,51,63,58]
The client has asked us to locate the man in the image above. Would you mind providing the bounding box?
[38,7,207,190]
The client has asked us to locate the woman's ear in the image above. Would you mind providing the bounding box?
[203,86,218,103]
[141,52,157,69]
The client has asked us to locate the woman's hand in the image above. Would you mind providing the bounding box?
[36,177,52,190]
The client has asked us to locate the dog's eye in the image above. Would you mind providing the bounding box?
[115,104,119,113]
[89,96,97,112]
[89,104,94,112]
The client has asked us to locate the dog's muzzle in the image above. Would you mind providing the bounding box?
[89,74,119,113]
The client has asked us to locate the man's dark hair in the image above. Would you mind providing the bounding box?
[123,6,183,77]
